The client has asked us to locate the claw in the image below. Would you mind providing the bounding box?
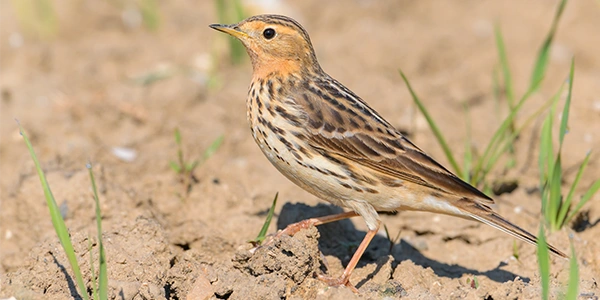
[316,273,358,293]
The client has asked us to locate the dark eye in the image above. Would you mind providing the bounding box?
[263,28,276,39]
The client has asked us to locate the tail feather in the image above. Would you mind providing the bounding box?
[458,199,568,259]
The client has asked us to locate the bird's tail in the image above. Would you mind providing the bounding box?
[458,199,568,259]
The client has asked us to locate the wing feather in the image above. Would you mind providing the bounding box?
[296,81,494,204]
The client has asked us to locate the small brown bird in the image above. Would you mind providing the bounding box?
[210,14,566,291]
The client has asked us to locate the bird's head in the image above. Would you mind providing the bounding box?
[210,14,321,77]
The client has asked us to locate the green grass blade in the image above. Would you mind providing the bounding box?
[538,116,553,197]
[537,225,550,300]
[546,101,559,180]
[538,82,564,213]
[215,0,226,23]
[566,241,579,300]
[88,237,98,300]
[471,88,533,185]
[88,163,108,300]
[11,0,59,38]
[558,152,590,226]
[203,135,224,161]
[214,0,245,64]
[512,241,520,260]
[539,83,564,189]
[494,25,515,107]
[230,0,246,64]
[559,59,574,146]
[478,93,555,184]
[174,127,182,145]
[250,192,278,244]
[399,70,463,177]
[232,0,245,20]
[548,154,563,230]
[565,178,600,224]
[169,161,182,173]
[529,0,568,91]
[492,67,502,114]
[139,0,161,31]
[463,104,473,183]
[18,122,89,300]
[539,114,552,186]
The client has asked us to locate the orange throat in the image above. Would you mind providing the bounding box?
[251,57,303,79]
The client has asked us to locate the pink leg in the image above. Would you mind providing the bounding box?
[276,211,379,293]
[316,220,380,293]
[276,211,360,237]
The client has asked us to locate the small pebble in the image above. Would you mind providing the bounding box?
[112,147,137,162]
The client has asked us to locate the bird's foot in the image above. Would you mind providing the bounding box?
[315,273,358,293]
[276,219,316,237]
[250,219,316,253]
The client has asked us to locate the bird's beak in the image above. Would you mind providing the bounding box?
[209,23,248,39]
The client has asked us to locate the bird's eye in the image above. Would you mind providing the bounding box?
[263,28,276,40]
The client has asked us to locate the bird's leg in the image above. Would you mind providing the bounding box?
[265,210,376,293]
[257,211,360,249]
[275,211,360,237]
[316,220,380,293]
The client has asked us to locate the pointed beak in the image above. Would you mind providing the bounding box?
[209,23,248,39]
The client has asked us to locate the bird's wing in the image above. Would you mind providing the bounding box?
[296,78,494,204]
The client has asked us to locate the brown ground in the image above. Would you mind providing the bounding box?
[1,1,600,299]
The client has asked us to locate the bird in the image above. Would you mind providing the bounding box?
[209,14,567,291]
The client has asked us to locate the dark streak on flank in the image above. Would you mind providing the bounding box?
[275,106,302,126]
[296,158,347,179]
[262,138,272,151]
[365,188,379,194]
[278,136,294,151]
[321,152,348,168]
[291,150,303,161]
[266,102,276,117]
[261,117,286,135]
[339,181,353,189]
[352,186,363,193]
[297,145,313,159]
[291,131,306,139]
